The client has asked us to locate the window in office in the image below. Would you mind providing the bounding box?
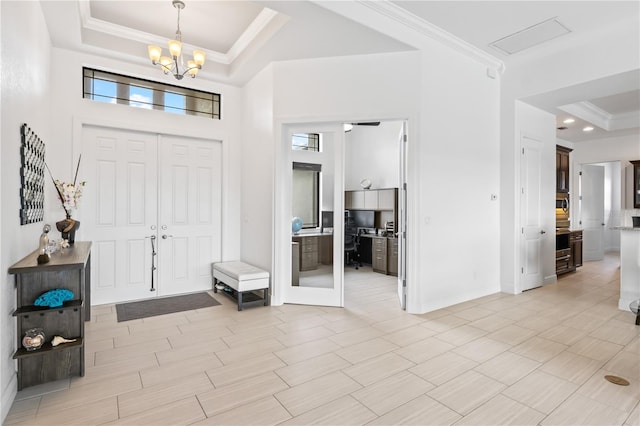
[292,162,320,228]
[82,67,221,119]
[292,133,320,151]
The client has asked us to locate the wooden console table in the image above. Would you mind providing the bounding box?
[8,242,91,390]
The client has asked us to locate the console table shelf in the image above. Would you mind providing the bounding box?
[8,242,91,390]
[13,338,83,359]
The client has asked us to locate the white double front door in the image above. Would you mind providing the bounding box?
[82,125,222,305]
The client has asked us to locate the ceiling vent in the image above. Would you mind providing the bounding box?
[490,17,571,55]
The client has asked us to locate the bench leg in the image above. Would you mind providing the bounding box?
[636,313,640,326]
[264,288,268,306]
[213,277,218,293]
[237,291,243,311]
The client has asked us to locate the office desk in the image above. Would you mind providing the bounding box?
[292,233,333,271]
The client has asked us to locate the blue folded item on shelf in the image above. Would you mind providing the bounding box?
[34,288,74,308]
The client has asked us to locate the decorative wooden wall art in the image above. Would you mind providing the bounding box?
[20,124,46,225]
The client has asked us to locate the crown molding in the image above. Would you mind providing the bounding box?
[77,1,279,66]
[559,101,639,131]
[354,0,504,73]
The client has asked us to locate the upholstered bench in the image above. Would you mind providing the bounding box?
[212,261,270,311]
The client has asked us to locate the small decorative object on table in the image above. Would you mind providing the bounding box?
[22,328,45,351]
[34,288,74,308]
[292,217,303,234]
[360,178,372,189]
[37,224,51,265]
[51,335,77,347]
[46,156,85,245]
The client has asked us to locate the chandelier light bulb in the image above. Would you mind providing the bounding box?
[187,60,198,77]
[148,45,162,63]
[193,50,206,66]
[168,39,182,58]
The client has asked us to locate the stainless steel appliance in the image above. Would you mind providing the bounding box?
[556,193,570,229]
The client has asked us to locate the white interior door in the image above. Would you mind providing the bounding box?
[83,126,222,304]
[83,126,158,304]
[157,135,222,296]
[279,123,344,307]
[581,164,605,261]
[520,136,544,291]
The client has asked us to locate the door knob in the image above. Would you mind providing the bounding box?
[540,230,546,235]
[162,234,173,239]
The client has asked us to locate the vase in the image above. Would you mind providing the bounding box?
[56,215,80,244]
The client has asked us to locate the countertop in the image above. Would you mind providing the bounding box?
[612,226,640,231]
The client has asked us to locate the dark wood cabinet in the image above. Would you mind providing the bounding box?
[8,242,91,390]
[387,238,398,276]
[570,231,583,269]
[631,160,640,208]
[556,145,572,193]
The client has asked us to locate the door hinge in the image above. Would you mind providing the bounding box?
[522,148,524,154]
[521,267,524,273]
[521,228,524,234]
[403,134,407,143]
[579,171,582,176]
[403,279,406,288]
[403,182,407,190]
[579,195,582,200]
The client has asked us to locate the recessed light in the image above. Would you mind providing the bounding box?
[563,118,575,124]
[583,126,594,132]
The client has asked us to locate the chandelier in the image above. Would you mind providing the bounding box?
[147,0,206,80]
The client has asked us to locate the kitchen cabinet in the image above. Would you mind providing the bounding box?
[570,230,583,269]
[556,145,572,193]
[8,242,91,390]
[631,160,640,208]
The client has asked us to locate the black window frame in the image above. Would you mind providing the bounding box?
[82,67,221,119]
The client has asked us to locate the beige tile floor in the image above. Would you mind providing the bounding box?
[5,255,640,425]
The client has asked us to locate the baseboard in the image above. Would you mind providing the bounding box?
[1,373,17,424]
[544,274,557,285]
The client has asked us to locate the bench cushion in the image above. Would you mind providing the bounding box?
[212,261,269,292]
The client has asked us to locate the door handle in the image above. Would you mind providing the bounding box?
[540,230,546,235]
[162,234,173,239]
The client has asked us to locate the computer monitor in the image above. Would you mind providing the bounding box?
[349,210,375,229]
[321,211,333,232]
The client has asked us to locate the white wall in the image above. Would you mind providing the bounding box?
[0,1,52,420]
[240,64,275,272]
[500,15,640,294]
[243,46,501,313]
[345,121,402,191]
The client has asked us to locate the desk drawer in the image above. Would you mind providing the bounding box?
[302,236,318,245]
[300,252,318,271]
[301,243,318,253]
[372,238,386,248]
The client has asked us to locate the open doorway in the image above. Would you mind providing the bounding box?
[343,120,406,309]
[578,161,623,260]
[275,119,408,310]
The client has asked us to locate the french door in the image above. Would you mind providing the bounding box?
[82,126,222,305]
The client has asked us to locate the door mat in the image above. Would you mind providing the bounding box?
[115,292,221,322]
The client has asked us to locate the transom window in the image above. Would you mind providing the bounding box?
[292,133,320,151]
[83,67,220,119]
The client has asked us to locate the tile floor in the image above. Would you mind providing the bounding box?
[5,255,640,425]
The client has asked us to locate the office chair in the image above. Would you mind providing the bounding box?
[344,217,361,269]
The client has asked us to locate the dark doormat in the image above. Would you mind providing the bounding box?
[115,292,221,322]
